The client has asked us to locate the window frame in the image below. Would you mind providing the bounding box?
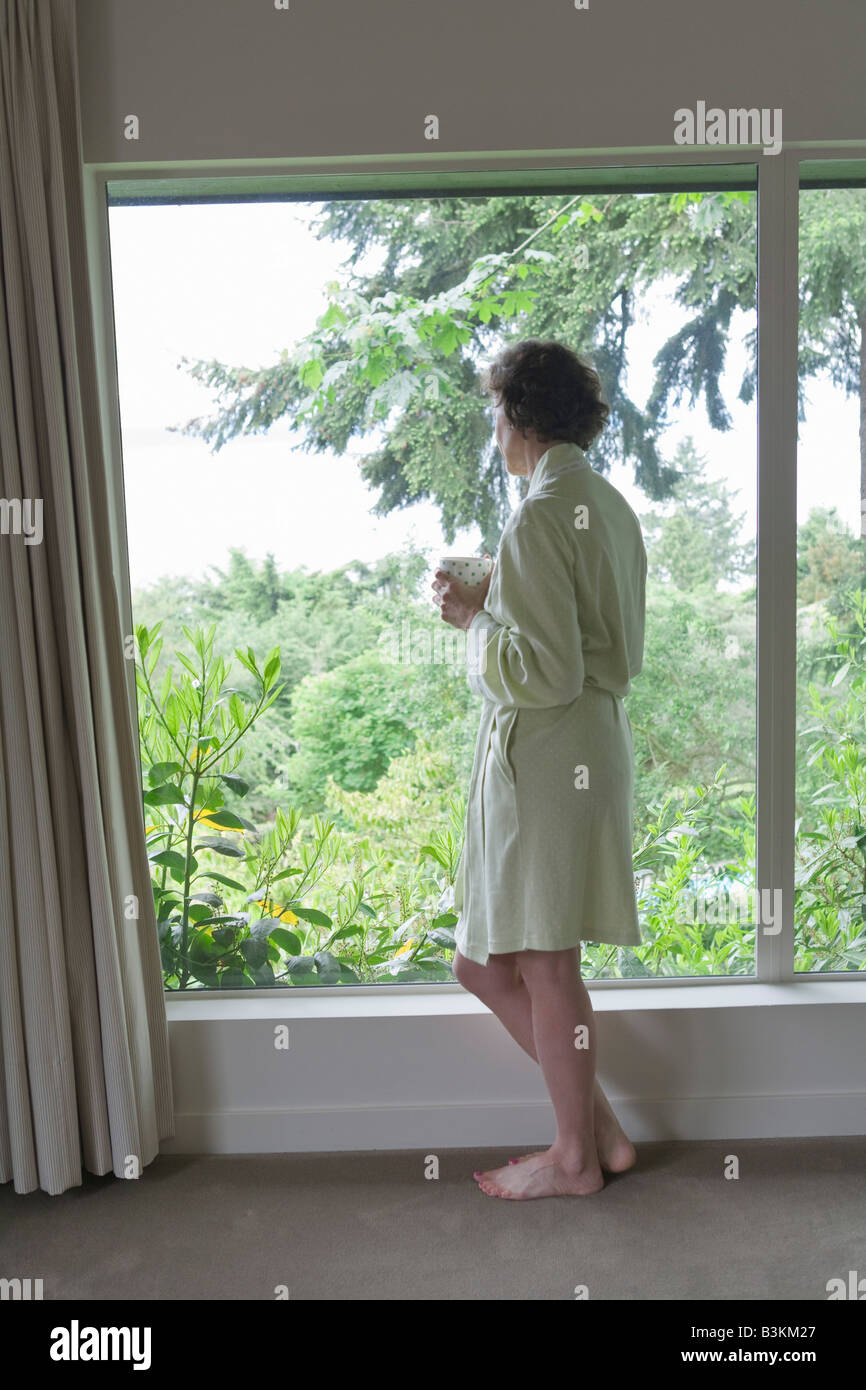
[81,142,866,994]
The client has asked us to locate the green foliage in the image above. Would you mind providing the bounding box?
[798,188,866,402]
[137,564,866,987]
[288,649,422,805]
[639,435,754,591]
[135,508,866,988]
[794,589,866,971]
[325,734,470,869]
[288,616,477,811]
[796,506,864,610]
[136,621,287,989]
[137,624,473,988]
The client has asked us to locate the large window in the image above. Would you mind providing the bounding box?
[106,170,762,990]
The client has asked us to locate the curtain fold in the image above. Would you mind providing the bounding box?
[0,0,173,1196]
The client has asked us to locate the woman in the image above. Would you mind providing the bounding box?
[432,338,647,1201]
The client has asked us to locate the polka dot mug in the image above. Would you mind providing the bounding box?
[438,555,493,586]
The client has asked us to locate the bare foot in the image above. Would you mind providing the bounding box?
[474,1149,604,1200]
[510,1128,636,1175]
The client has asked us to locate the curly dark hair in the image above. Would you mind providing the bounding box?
[480,338,610,450]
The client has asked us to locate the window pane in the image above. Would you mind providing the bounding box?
[796,181,866,974]
[107,181,757,989]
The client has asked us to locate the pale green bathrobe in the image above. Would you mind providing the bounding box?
[453,441,647,964]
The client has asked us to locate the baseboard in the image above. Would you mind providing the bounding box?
[160,1090,866,1154]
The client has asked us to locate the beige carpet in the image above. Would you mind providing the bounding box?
[1,1138,864,1300]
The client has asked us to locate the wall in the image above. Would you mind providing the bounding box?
[161,986,866,1154]
[77,0,866,165]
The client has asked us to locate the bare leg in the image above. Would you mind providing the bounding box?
[471,947,602,1198]
[453,947,636,1175]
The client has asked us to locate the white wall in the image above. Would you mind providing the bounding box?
[77,0,866,164]
[162,985,866,1153]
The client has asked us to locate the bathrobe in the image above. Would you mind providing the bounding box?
[453,441,647,964]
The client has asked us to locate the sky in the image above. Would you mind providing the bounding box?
[106,199,861,595]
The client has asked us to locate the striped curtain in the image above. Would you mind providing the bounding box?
[0,0,173,1195]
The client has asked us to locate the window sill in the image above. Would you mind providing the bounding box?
[164,977,866,1021]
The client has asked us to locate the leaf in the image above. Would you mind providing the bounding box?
[418,843,448,869]
[239,938,270,969]
[314,950,341,983]
[189,891,224,907]
[269,927,302,956]
[332,921,364,942]
[212,926,241,946]
[285,955,316,976]
[196,808,246,831]
[189,928,224,959]
[289,905,332,928]
[192,914,243,929]
[250,960,276,987]
[219,968,249,988]
[189,962,221,987]
[300,358,324,390]
[249,916,284,939]
[147,849,187,874]
[271,867,304,883]
[220,773,250,798]
[159,943,178,974]
[194,838,247,859]
[229,693,246,730]
[429,928,457,949]
[431,911,458,930]
[202,871,249,893]
[250,896,299,924]
[163,692,181,737]
[143,783,187,807]
[147,762,183,786]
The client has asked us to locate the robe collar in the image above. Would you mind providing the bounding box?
[526,441,590,497]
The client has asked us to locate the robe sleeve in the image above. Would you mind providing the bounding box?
[466,501,584,708]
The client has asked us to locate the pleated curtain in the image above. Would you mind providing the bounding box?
[0,0,174,1195]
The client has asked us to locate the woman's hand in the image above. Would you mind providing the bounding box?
[432,561,494,630]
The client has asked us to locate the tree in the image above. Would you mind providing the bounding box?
[207,549,287,623]
[165,185,866,566]
[639,435,754,591]
[798,188,866,572]
[169,189,758,552]
[627,448,757,828]
[797,506,863,608]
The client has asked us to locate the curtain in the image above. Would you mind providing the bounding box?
[0,0,173,1195]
